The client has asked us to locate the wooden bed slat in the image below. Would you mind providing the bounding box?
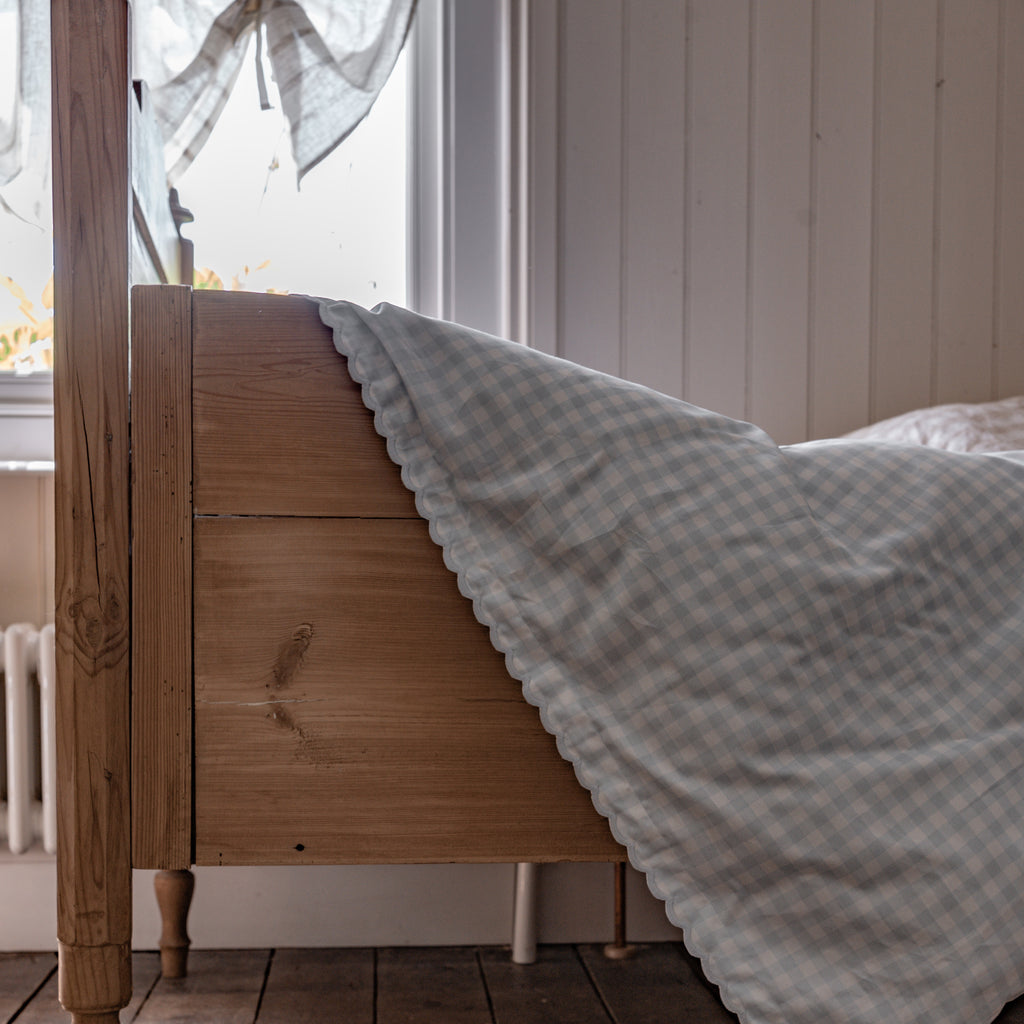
[193,515,621,866]
[131,284,193,870]
[192,290,417,518]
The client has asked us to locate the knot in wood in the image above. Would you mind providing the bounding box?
[271,623,314,690]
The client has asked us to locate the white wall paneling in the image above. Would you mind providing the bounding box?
[997,0,1024,395]
[809,0,875,439]
[560,0,624,375]
[686,0,750,420]
[871,0,939,422]
[523,0,560,356]
[621,0,685,397]
[533,0,1024,443]
[748,1,814,443]
[934,0,1000,404]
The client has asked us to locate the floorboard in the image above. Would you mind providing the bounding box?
[377,947,492,1024]
[257,948,374,1024]
[578,944,738,1024]
[2,952,161,1024]
[7,944,1024,1023]
[479,945,611,1024]
[0,954,54,1023]
[131,949,269,1024]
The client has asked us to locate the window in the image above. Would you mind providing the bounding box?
[173,37,407,308]
[1,2,52,382]
[0,0,518,466]
[0,164,53,462]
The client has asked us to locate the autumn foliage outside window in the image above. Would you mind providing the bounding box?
[1,274,52,374]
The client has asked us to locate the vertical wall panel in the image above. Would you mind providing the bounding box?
[537,0,1024,442]
[685,0,750,420]
[748,1,814,443]
[871,0,939,422]
[808,0,875,439]
[934,0,1000,404]
[621,1,686,399]
[527,1,561,357]
[559,0,624,374]
[996,0,1024,396]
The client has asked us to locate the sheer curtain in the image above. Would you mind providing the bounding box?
[0,0,415,199]
[0,0,50,219]
[134,0,416,183]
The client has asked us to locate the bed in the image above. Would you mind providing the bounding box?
[53,5,1024,1024]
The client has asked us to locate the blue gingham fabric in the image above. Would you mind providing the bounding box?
[320,299,1024,1024]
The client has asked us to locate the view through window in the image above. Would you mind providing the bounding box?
[175,35,408,308]
[0,7,51,375]
[0,25,408,375]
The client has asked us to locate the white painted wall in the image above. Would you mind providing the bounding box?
[5,0,1024,951]
[0,472,53,628]
[527,0,1024,445]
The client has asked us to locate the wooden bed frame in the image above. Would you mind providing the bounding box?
[52,4,622,1020]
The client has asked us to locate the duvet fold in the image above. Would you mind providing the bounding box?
[320,298,1024,1024]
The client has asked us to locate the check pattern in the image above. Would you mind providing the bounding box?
[322,299,1024,1024]
[138,0,414,182]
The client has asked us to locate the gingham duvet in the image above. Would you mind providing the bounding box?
[320,299,1024,1024]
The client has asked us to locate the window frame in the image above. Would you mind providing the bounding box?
[2,0,530,464]
[408,0,527,343]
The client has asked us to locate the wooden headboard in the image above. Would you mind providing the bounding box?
[52,5,623,1022]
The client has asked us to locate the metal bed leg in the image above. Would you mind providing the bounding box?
[511,862,539,963]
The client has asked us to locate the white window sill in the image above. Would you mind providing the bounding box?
[0,373,54,466]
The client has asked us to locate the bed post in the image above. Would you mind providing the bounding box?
[51,2,133,1021]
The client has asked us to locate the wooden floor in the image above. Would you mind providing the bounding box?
[5,944,1024,1023]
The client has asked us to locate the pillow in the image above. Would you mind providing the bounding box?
[843,395,1024,452]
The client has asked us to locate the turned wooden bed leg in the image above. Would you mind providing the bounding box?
[603,861,636,960]
[155,870,196,978]
[57,941,132,1024]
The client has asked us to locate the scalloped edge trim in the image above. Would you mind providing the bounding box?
[319,298,763,1024]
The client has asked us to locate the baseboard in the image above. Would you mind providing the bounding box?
[1,861,682,951]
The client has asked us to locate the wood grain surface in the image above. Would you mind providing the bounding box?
[256,949,374,1024]
[377,948,491,1024]
[479,945,611,1024]
[192,290,417,518]
[131,285,193,870]
[51,0,133,1017]
[6,953,161,1024]
[193,514,621,865]
[0,954,54,1023]
[2,945,752,1024]
[131,950,268,1024]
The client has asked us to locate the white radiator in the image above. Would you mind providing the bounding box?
[1,624,56,855]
